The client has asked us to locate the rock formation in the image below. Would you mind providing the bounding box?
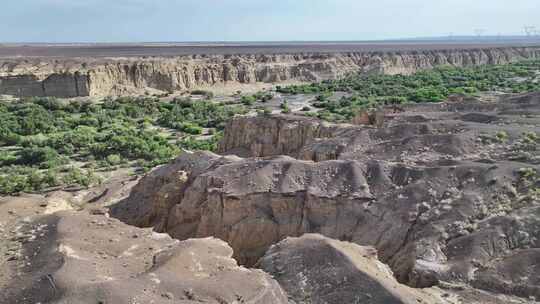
[260,234,535,304]
[259,234,445,304]
[1,47,540,97]
[0,211,288,304]
[111,92,540,302]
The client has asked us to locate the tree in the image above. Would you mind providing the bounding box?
[18,147,66,169]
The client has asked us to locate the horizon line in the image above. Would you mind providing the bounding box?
[2,35,540,45]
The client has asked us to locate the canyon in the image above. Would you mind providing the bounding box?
[1,46,540,97]
[1,92,539,303]
[106,92,539,303]
[1,43,540,303]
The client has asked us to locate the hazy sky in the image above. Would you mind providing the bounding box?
[1,0,538,42]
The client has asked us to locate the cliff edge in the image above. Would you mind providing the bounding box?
[1,46,539,97]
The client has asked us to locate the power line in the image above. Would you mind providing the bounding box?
[474,29,485,37]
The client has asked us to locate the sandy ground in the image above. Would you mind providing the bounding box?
[0,168,139,295]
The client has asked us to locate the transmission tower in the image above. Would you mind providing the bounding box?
[523,26,536,36]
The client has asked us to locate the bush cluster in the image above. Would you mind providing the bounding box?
[277,60,540,122]
[0,96,244,195]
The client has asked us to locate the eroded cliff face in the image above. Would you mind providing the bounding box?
[0,73,89,98]
[110,92,540,302]
[1,46,540,97]
[217,115,346,158]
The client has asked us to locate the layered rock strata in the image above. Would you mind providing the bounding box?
[1,47,540,97]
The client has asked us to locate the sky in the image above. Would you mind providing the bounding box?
[0,0,539,42]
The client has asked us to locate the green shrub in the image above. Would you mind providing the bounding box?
[62,167,101,188]
[241,95,256,106]
[179,135,221,152]
[43,169,61,188]
[0,129,20,146]
[19,134,49,148]
[158,101,246,131]
[106,154,123,166]
[253,91,273,102]
[518,167,537,180]
[522,132,539,144]
[410,87,447,102]
[257,107,273,116]
[0,150,17,166]
[0,172,29,194]
[495,131,509,143]
[274,59,540,123]
[180,122,203,135]
[0,167,61,194]
[281,101,291,114]
[17,147,67,169]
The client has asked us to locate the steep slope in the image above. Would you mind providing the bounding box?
[1,46,539,97]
